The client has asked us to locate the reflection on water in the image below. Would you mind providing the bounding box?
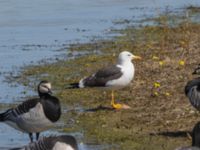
[0,0,200,149]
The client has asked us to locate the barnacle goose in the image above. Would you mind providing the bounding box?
[68,51,141,109]
[0,81,61,142]
[10,135,78,150]
[185,64,200,111]
[175,121,200,150]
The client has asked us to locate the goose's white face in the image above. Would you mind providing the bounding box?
[118,51,141,64]
[39,82,52,94]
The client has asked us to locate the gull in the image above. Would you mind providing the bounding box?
[68,51,141,109]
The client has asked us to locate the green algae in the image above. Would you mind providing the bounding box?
[187,6,200,14]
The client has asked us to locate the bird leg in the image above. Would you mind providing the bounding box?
[36,132,40,141]
[111,90,122,109]
[29,133,33,142]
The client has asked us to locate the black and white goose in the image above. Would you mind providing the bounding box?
[0,81,61,142]
[68,51,141,109]
[185,64,200,111]
[175,121,200,150]
[10,135,78,150]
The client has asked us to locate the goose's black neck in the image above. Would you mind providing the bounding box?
[38,92,51,99]
[39,93,61,122]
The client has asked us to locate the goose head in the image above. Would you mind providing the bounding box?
[38,80,52,96]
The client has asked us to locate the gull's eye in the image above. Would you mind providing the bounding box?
[128,54,131,56]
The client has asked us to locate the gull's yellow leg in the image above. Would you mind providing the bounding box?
[111,90,122,109]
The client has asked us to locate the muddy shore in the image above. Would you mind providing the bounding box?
[10,7,200,150]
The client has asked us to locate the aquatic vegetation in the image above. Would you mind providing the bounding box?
[187,6,200,14]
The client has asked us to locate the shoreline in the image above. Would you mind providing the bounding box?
[7,7,200,150]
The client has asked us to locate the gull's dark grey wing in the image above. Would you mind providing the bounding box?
[83,65,123,87]
[185,78,200,111]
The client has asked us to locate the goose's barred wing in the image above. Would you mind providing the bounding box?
[175,147,200,150]
[83,65,123,87]
[185,78,200,111]
[0,98,39,121]
[15,99,40,115]
[10,135,78,150]
[42,135,78,150]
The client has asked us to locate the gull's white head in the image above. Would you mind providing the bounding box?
[117,51,141,65]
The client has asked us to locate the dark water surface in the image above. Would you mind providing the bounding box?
[0,0,200,149]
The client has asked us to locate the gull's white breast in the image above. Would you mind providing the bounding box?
[106,63,134,89]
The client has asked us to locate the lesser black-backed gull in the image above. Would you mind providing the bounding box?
[69,51,141,109]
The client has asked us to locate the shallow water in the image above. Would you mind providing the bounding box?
[0,0,200,149]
